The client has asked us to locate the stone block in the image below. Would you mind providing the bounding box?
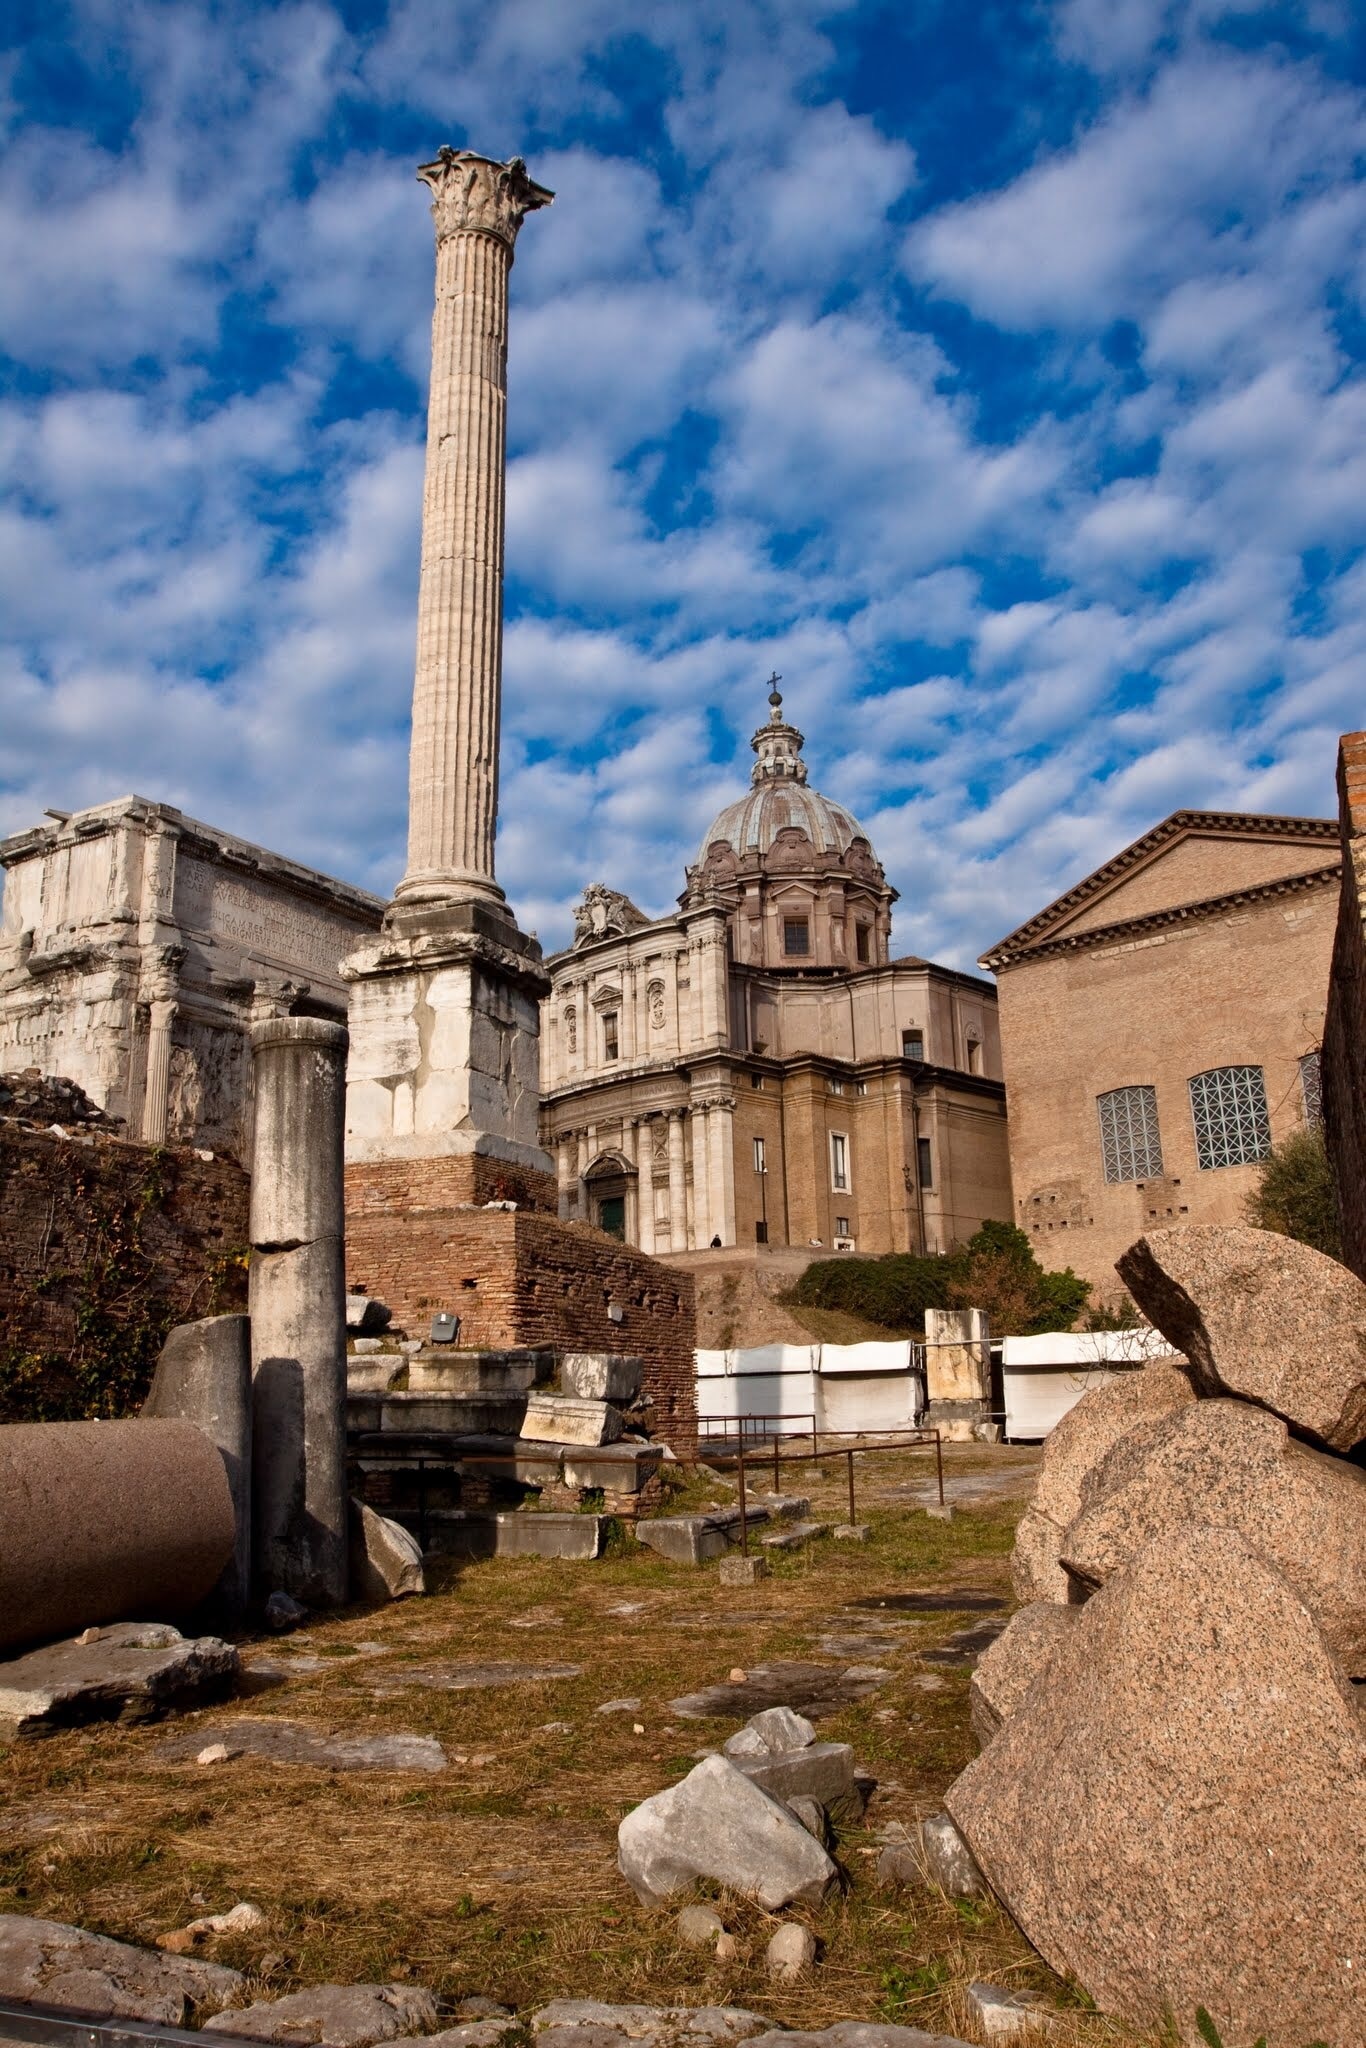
[0,1623,238,1741]
[617,1752,839,1909]
[204,1982,439,2045]
[720,1554,770,1586]
[349,1498,426,1602]
[521,1392,624,1446]
[1063,1396,1366,1673]
[346,1295,392,1333]
[761,1521,829,1550]
[350,1335,385,1355]
[731,1741,857,1818]
[1117,1223,1366,1451]
[723,1706,817,1755]
[0,1913,241,2024]
[966,1983,1057,2043]
[945,1526,1366,2046]
[491,1512,604,1561]
[636,1517,731,1565]
[1011,1363,1195,1603]
[834,1521,873,1539]
[0,1418,236,1655]
[560,1353,643,1402]
[970,1603,1080,1748]
[560,1442,664,1494]
[876,1813,988,1899]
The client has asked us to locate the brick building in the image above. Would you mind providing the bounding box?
[1323,731,1366,1281]
[541,684,1011,1256]
[980,810,1341,1298]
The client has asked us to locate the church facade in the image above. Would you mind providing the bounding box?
[540,687,1011,1254]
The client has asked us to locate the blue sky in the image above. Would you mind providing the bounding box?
[2,0,1364,966]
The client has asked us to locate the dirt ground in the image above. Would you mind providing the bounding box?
[0,1445,1158,2046]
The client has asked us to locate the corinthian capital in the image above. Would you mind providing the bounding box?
[417,147,554,251]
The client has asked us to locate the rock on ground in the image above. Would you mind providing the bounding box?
[877,1815,987,1899]
[349,1498,426,1602]
[970,1605,1081,1748]
[965,1982,1056,2043]
[1061,1397,1366,1674]
[529,2011,971,2048]
[618,1753,838,1910]
[675,1905,726,1947]
[0,1624,238,1740]
[157,1717,446,1773]
[722,1706,816,1755]
[204,1982,439,2045]
[0,1914,241,2024]
[1117,1223,1366,1452]
[729,1742,858,1820]
[945,1525,1366,2048]
[765,1923,817,1980]
[1011,1365,1194,1604]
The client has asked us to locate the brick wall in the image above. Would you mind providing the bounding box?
[347,1153,558,1219]
[345,1199,697,1454]
[0,1123,249,1420]
[1323,731,1366,1280]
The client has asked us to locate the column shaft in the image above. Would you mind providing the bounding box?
[667,1112,688,1253]
[141,999,176,1145]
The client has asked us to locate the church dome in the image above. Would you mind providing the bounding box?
[694,682,876,867]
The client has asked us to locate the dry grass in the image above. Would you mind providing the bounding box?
[0,1447,1155,2045]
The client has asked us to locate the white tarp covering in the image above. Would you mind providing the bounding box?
[696,1340,922,1437]
[1000,1327,1179,1439]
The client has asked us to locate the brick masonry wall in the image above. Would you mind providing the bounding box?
[1323,731,1366,1280]
[345,1192,698,1454]
[347,1154,558,1218]
[0,1123,249,1419]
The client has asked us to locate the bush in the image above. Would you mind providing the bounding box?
[1244,1123,1342,1261]
[790,1221,1090,1338]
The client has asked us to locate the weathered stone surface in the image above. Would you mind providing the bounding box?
[761,1522,829,1551]
[204,1981,439,2044]
[1011,1364,1194,1603]
[159,1717,446,1773]
[675,1905,727,1947]
[786,1796,826,1840]
[970,1604,1080,1748]
[1063,1397,1366,1674]
[142,1312,252,1617]
[521,1392,623,1446]
[945,1526,1366,2047]
[918,1620,1006,1668]
[349,1498,426,1603]
[635,1518,730,1566]
[618,1753,838,1909]
[723,1706,816,1755]
[0,1624,238,1740]
[719,1554,769,1586]
[766,1922,816,1980]
[156,1902,266,1953]
[743,2028,972,2048]
[1118,1223,1366,1451]
[560,1354,642,1403]
[0,1417,237,1654]
[731,1743,857,1818]
[0,1913,241,2023]
[368,1660,580,1696]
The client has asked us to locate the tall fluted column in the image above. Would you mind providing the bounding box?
[667,1110,688,1254]
[396,149,553,910]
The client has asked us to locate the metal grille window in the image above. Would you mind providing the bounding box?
[1300,1050,1323,1127]
[1189,1065,1271,1170]
[1097,1085,1163,1184]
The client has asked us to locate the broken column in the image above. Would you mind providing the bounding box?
[923,1306,993,1442]
[0,1418,234,1653]
[248,1016,349,1608]
[142,1313,252,1618]
[341,151,555,1194]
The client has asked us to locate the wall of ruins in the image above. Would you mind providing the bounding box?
[0,1122,249,1422]
[1323,731,1366,1280]
[344,1205,697,1453]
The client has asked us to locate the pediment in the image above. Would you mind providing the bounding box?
[982,811,1339,969]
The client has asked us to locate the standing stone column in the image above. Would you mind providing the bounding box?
[667,1111,688,1253]
[396,148,553,910]
[343,150,555,1192]
[249,1017,349,1608]
[556,1133,574,1220]
[706,1097,736,1247]
[139,944,184,1145]
[690,1109,712,1245]
[638,1123,658,1256]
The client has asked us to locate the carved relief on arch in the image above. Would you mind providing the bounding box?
[584,1148,635,1182]
[563,1003,577,1054]
[590,983,623,1012]
[700,839,738,882]
[844,837,880,881]
[646,977,666,1029]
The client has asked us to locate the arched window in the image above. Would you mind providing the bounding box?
[1189,1066,1271,1170]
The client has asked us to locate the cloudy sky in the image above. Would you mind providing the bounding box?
[3,1,1364,965]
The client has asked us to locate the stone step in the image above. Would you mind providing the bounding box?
[408,1346,552,1396]
[394,1507,605,1561]
[347,1390,528,1437]
[521,1392,623,1447]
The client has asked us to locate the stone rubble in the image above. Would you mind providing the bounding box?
[0,1913,241,2024]
[764,1923,817,1981]
[203,1980,440,2044]
[965,1982,1057,2044]
[157,1716,447,1773]
[349,1497,426,1602]
[156,1901,267,1953]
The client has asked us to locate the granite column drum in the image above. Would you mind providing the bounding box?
[0,1419,235,1653]
[249,1016,349,1608]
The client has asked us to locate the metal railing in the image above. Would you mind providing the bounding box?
[700,1420,944,1552]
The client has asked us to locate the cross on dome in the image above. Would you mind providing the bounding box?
[752,673,807,785]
